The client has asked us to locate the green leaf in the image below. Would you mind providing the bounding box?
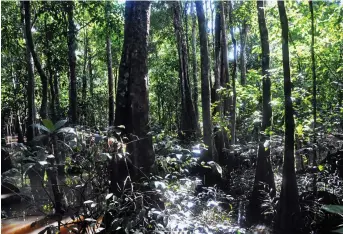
[318,165,324,172]
[32,124,51,133]
[332,227,343,234]
[322,205,343,215]
[42,119,55,132]
[54,119,67,130]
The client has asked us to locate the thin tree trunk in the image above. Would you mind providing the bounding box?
[196,0,215,162]
[53,69,60,120]
[23,1,48,120]
[240,21,248,86]
[309,0,317,165]
[89,47,94,98]
[21,2,35,142]
[66,1,77,124]
[82,31,88,101]
[106,2,114,126]
[228,1,237,145]
[172,1,199,140]
[275,2,301,233]
[220,1,230,117]
[45,16,56,122]
[191,2,199,122]
[247,0,276,225]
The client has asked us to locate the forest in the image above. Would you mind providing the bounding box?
[1,1,343,234]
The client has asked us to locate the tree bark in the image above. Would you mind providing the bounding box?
[66,1,77,124]
[172,1,199,140]
[113,1,155,182]
[275,2,301,233]
[247,1,276,225]
[82,31,88,102]
[106,2,114,126]
[21,2,35,142]
[23,1,48,120]
[240,21,248,86]
[309,0,317,165]
[220,2,230,117]
[195,0,215,162]
[228,1,237,145]
[191,2,199,122]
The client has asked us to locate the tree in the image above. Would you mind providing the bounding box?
[172,1,199,140]
[23,1,48,120]
[21,2,35,142]
[247,0,276,225]
[113,1,154,189]
[106,2,114,126]
[275,1,301,233]
[228,1,237,144]
[66,1,77,124]
[195,0,214,161]
[240,20,248,86]
[191,2,199,122]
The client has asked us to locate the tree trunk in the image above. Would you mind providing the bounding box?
[82,31,88,101]
[106,2,114,126]
[66,1,77,124]
[309,0,317,165]
[23,1,48,120]
[113,1,154,187]
[228,1,236,145]
[44,16,56,122]
[247,1,276,225]
[172,1,199,140]
[53,69,60,120]
[89,47,94,98]
[220,2,230,117]
[240,21,248,86]
[21,2,35,142]
[196,1,215,162]
[191,2,199,122]
[275,2,301,233]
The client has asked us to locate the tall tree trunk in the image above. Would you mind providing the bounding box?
[23,1,48,120]
[66,1,77,124]
[172,1,199,140]
[240,21,248,86]
[82,31,88,101]
[89,47,94,97]
[45,16,56,122]
[113,1,154,192]
[275,2,301,233]
[247,0,276,225]
[214,2,221,115]
[106,2,114,126]
[53,68,60,120]
[191,2,199,122]
[21,2,35,142]
[309,0,317,165]
[228,1,237,144]
[196,0,215,162]
[220,1,230,117]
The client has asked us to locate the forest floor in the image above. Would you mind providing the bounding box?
[1,133,343,234]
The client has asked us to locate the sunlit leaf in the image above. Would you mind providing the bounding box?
[42,119,55,132]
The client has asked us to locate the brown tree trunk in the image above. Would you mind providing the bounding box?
[275,2,301,233]
[191,2,199,122]
[66,1,77,124]
[23,1,48,120]
[228,1,237,145]
[195,0,215,162]
[247,2,276,225]
[113,1,154,187]
[240,21,248,86]
[220,2,230,117]
[106,2,114,126]
[172,1,199,140]
[21,2,35,142]
[82,31,88,102]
